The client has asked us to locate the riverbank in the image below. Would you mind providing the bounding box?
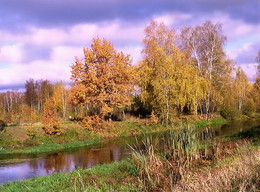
[0,116,226,156]
[0,126,258,191]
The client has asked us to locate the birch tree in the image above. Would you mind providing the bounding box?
[234,66,249,111]
[181,21,233,118]
[138,21,205,124]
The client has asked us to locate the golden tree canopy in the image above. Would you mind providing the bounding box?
[70,38,135,117]
[138,21,207,124]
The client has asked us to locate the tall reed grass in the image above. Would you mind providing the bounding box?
[129,125,258,191]
[129,125,217,191]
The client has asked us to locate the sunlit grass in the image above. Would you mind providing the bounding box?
[0,140,99,156]
[0,159,139,192]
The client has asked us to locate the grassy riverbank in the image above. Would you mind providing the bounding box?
[1,126,259,192]
[0,116,226,156]
[0,140,99,156]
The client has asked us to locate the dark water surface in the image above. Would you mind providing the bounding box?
[0,118,259,185]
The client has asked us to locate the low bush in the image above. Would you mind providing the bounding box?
[41,99,62,135]
[220,105,240,120]
[242,99,256,117]
[81,115,114,132]
[26,128,37,139]
[81,115,103,131]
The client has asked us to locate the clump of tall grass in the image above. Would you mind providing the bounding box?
[163,126,216,167]
[129,138,174,191]
[130,125,216,191]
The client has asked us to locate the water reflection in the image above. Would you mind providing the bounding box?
[214,118,260,137]
[0,139,132,185]
[0,118,259,185]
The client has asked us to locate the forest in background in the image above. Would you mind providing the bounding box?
[0,21,259,134]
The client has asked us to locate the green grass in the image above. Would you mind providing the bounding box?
[112,117,167,136]
[0,159,139,192]
[0,139,99,156]
[191,117,226,128]
[0,134,21,150]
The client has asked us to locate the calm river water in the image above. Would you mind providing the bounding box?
[0,119,259,185]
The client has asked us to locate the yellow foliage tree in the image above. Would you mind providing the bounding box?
[181,21,233,118]
[252,78,260,111]
[52,82,68,118]
[70,38,135,119]
[234,66,250,111]
[252,52,260,111]
[138,21,207,124]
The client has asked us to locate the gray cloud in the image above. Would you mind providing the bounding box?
[0,83,24,92]
[0,0,259,32]
[22,44,52,63]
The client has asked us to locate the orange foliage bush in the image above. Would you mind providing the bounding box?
[41,99,62,135]
[81,115,102,131]
[81,115,114,132]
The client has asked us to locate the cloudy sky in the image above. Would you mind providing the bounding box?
[0,0,259,91]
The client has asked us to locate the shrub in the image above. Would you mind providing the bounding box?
[81,115,114,132]
[26,128,37,139]
[242,99,256,117]
[81,115,103,131]
[220,105,240,120]
[42,99,62,135]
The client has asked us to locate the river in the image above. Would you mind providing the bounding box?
[0,119,259,185]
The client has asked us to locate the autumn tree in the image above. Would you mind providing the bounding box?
[41,98,61,135]
[138,21,206,124]
[52,82,68,118]
[70,38,135,119]
[234,67,250,111]
[251,52,260,111]
[0,91,24,123]
[25,79,37,109]
[36,80,53,113]
[181,21,233,118]
[252,78,260,112]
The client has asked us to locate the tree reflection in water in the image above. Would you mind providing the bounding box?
[28,141,129,175]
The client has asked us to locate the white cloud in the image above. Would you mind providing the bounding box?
[240,63,258,81]
[0,44,24,63]
[153,12,192,27]
[29,27,68,46]
[51,46,83,62]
